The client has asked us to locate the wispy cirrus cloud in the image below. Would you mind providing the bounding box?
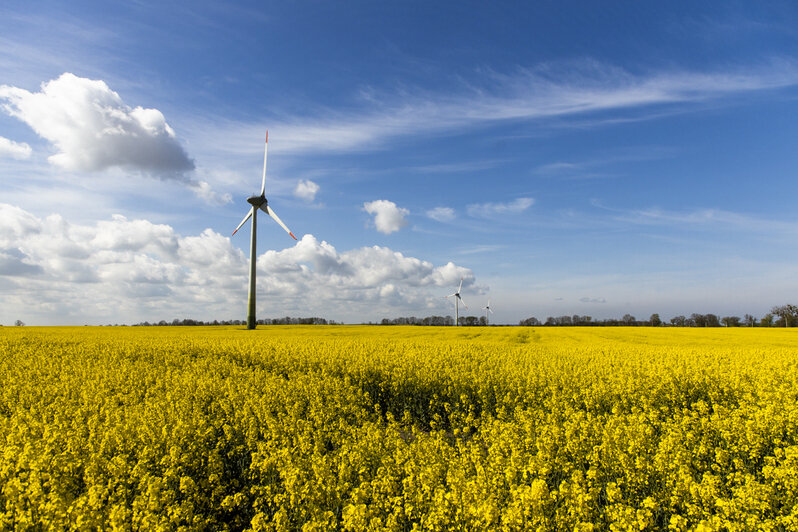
[467,197,534,218]
[535,146,677,179]
[615,206,798,235]
[426,206,455,222]
[202,59,798,156]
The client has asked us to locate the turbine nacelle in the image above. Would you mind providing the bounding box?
[247,194,267,208]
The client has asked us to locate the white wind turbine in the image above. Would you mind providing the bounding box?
[445,278,468,326]
[482,299,493,326]
[232,132,297,330]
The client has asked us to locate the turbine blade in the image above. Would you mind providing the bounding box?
[488,308,494,313]
[232,210,253,236]
[458,278,463,293]
[260,132,268,196]
[460,298,468,310]
[261,204,297,240]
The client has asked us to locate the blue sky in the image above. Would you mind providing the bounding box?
[2,1,798,325]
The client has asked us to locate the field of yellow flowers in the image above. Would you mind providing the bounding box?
[1,325,797,531]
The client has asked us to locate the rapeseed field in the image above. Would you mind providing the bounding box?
[1,326,797,530]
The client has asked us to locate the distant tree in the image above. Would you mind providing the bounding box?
[14,320,24,326]
[691,313,707,327]
[771,305,798,327]
[705,314,720,327]
[760,313,774,327]
[622,314,636,325]
[743,314,756,327]
[649,313,662,327]
[520,317,541,326]
[670,315,686,327]
[422,315,446,326]
[721,316,741,327]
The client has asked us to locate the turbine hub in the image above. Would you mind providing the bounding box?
[247,194,267,207]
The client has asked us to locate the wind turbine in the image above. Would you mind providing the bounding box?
[445,278,468,326]
[482,299,493,326]
[232,132,297,330]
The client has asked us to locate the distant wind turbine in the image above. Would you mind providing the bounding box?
[445,278,468,326]
[232,132,297,330]
[482,299,493,326]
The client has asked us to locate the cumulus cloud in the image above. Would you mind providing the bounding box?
[0,73,194,175]
[363,199,409,234]
[256,234,472,298]
[0,204,474,324]
[426,206,455,222]
[467,197,534,218]
[294,179,320,202]
[191,180,233,205]
[0,136,31,159]
[0,248,42,276]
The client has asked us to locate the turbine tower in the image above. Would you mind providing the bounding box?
[482,299,493,326]
[445,278,468,326]
[232,132,297,330]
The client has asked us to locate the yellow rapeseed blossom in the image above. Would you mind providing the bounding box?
[0,325,796,529]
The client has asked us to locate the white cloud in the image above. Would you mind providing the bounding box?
[614,206,798,235]
[207,60,798,155]
[426,206,455,222]
[294,179,320,202]
[0,204,474,324]
[467,197,534,218]
[0,136,31,159]
[191,180,233,205]
[363,199,409,234]
[0,72,193,175]
[257,234,472,297]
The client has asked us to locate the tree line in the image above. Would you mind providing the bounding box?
[520,304,798,327]
[130,317,338,326]
[9,304,796,327]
